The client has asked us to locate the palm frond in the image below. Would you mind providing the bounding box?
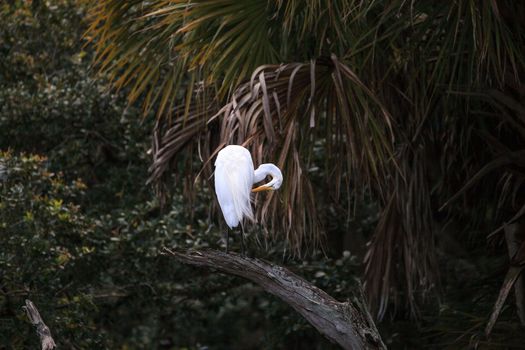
[207,56,395,252]
[84,0,278,118]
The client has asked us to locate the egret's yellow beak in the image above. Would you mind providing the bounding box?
[251,185,273,193]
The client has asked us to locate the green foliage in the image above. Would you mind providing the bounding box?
[0,152,107,347]
[0,0,151,211]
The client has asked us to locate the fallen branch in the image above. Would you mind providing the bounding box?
[163,248,385,350]
[22,299,56,350]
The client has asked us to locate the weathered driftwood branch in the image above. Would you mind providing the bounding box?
[163,248,385,350]
[22,299,56,350]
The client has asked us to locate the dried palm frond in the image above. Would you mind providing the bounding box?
[148,55,395,253]
[211,56,395,251]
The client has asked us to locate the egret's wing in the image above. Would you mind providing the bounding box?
[214,164,238,228]
[214,145,254,228]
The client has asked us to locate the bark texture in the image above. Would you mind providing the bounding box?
[163,248,386,350]
[22,299,56,350]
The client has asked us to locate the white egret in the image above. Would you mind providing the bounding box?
[214,145,283,253]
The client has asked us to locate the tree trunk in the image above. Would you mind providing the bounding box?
[163,248,386,350]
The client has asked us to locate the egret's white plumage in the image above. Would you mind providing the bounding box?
[214,145,255,228]
[214,145,283,230]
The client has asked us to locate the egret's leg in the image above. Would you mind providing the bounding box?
[226,229,230,254]
[240,225,246,256]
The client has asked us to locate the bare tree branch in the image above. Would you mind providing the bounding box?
[163,248,386,350]
[22,299,56,350]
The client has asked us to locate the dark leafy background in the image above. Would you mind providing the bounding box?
[1,1,525,349]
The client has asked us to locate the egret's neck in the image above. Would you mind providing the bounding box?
[254,163,283,189]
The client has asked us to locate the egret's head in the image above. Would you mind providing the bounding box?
[270,176,283,190]
[252,164,283,193]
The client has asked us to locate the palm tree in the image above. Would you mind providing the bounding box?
[85,0,525,320]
